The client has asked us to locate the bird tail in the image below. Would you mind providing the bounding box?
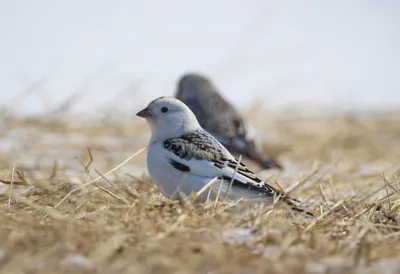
[260,158,283,170]
[247,145,283,170]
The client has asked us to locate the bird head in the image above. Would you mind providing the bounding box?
[176,73,214,100]
[136,97,201,140]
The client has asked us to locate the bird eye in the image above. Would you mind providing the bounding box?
[161,107,168,113]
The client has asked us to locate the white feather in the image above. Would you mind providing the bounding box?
[135,96,322,223]
[137,96,280,203]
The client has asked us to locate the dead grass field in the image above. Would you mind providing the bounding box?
[0,109,400,274]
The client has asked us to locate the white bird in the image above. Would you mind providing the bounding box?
[137,96,312,216]
[175,73,282,170]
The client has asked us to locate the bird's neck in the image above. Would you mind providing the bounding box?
[149,124,201,145]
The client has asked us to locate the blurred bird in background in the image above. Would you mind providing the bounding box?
[175,73,282,170]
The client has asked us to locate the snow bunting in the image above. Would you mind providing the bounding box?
[175,73,282,170]
[137,96,311,215]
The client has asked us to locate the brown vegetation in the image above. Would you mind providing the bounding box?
[0,110,399,273]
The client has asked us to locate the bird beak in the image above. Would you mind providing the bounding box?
[136,107,151,118]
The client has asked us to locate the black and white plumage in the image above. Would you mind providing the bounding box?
[175,73,282,170]
[136,96,311,215]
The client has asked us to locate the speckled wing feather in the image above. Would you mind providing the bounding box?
[175,73,282,169]
[163,129,283,198]
[162,129,314,217]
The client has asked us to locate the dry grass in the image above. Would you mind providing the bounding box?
[0,110,400,274]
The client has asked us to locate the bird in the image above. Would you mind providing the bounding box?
[175,73,282,170]
[136,96,312,216]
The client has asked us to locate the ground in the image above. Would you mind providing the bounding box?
[0,109,399,274]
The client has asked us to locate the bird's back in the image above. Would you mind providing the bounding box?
[175,73,282,170]
[176,74,246,140]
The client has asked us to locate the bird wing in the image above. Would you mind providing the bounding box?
[163,129,281,197]
[162,129,313,217]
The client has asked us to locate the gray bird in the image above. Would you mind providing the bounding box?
[175,73,283,170]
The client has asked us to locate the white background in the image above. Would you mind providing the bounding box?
[1,0,399,114]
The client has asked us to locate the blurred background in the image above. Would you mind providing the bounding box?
[0,0,399,115]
